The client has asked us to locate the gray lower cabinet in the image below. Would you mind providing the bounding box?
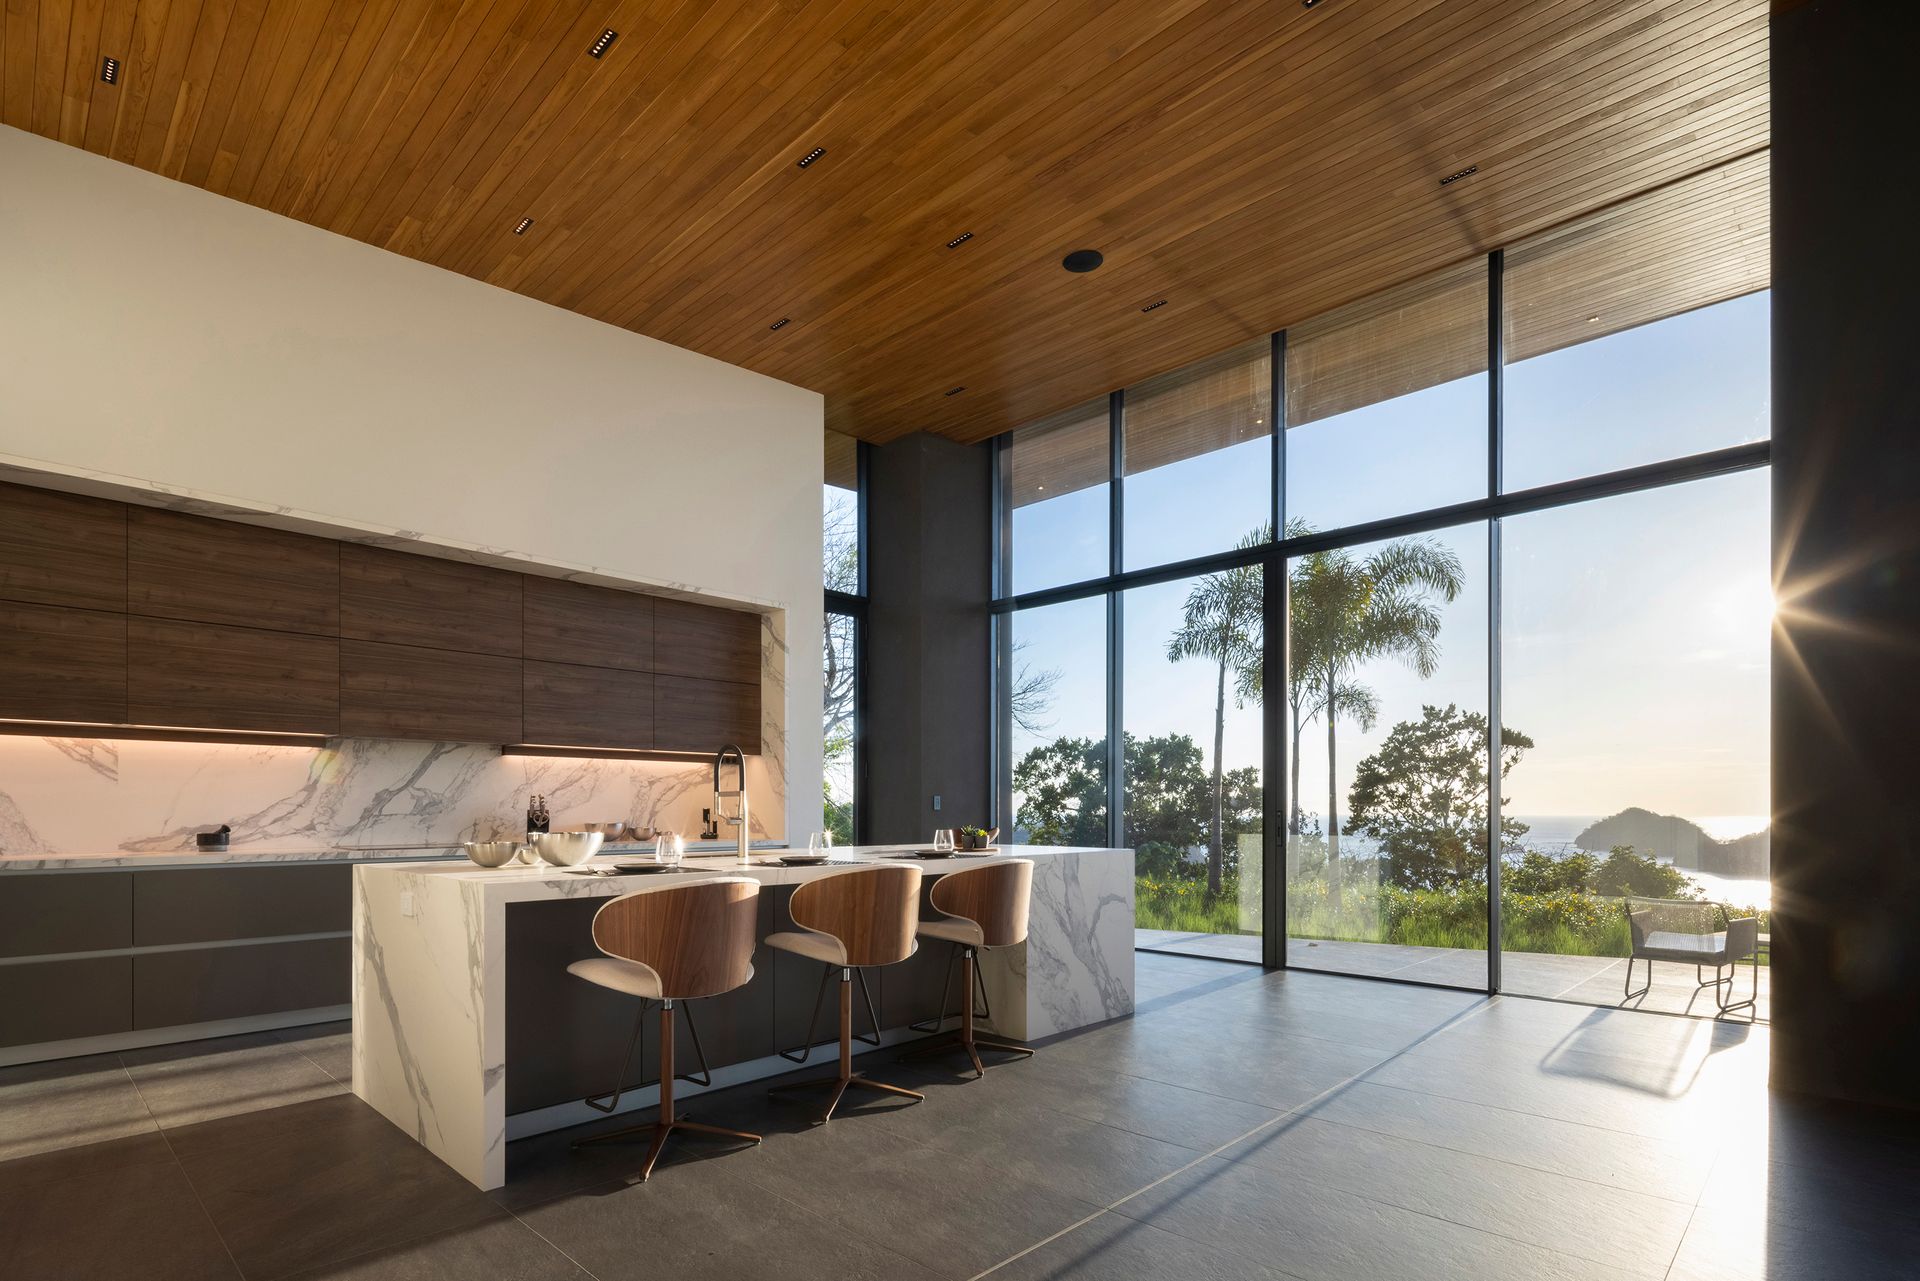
[134,937,351,1029]
[133,865,350,945]
[0,957,132,1048]
[0,873,132,958]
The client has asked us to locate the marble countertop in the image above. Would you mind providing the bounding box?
[0,837,789,872]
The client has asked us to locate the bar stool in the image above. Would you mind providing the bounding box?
[566,877,763,1181]
[901,858,1036,1077]
[765,863,926,1122]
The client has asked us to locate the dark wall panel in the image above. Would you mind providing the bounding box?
[1771,1,1920,1110]
[133,937,350,1028]
[0,601,126,724]
[0,482,126,612]
[128,507,340,634]
[866,433,993,843]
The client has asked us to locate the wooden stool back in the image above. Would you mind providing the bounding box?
[591,878,760,999]
[929,859,1033,947]
[789,865,924,967]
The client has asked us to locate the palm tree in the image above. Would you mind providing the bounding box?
[1167,527,1266,898]
[1289,537,1463,901]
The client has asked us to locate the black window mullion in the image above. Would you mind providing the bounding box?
[1486,248,1505,995]
[1264,329,1287,968]
[1107,389,1126,851]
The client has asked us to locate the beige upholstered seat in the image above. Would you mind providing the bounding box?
[565,877,763,1180]
[765,864,925,1122]
[903,858,1035,1077]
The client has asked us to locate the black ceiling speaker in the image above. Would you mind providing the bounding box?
[1062,249,1104,273]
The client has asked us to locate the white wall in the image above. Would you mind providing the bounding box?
[0,126,824,841]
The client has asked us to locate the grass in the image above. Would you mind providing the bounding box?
[1136,874,1770,963]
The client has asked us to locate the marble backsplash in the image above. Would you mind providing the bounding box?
[0,735,784,855]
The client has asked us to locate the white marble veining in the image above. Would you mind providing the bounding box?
[352,846,1136,1189]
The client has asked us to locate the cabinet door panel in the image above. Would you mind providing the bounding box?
[127,618,339,733]
[523,576,653,670]
[128,507,339,634]
[340,640,522,742]
[653,599,760,684]
[0,873,133,957]
[0,957,131,1048]
[133,865,351,946]
[0,601,126,724]
[523,661,653,749]
[341,545,522,656]
[0,482,125,611]
[654,674,759,752]
[134,937,349,1028]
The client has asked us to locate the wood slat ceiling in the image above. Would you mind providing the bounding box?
[0,0,1769,446]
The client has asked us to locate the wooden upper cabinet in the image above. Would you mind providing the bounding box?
[128,508,340,634]
[341,545,522,656]
[340,640,522,743]
[127,618,340,734]
[0,483,126,612]
[654,599,761,685]
[0,601,127,724]
[523,576,654,671]
[523,661,654,750]
[654,675,761,754]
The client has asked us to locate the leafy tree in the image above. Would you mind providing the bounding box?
[1289,535,1464,901]
[1592,845,1698,898]
[1345,704,1533,889]
[1013,736,1109,847]
[1167,527,1266,897]
[1505,849,1597,895]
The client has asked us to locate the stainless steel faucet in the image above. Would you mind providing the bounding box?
[712,744,750,865]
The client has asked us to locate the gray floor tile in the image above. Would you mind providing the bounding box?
[1667,1202,1920,1281]
[987,1208,1307,1281]
[0,1157,242,1281]
[277,1215,592,1280]
[0,1128,176,1196]
[519,1155,943,1281]
[168,1095,505,1281]
[1111,1156,1648,1281]
[122,1030,345,1129]
[911,1094,1205,1206]
[0,1052,157,1161]
[276,1020,354,1082]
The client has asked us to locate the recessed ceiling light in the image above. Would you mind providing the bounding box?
[769,317,790,331]
[100,56,120,84]
[1586,314,1600,323]
[1438,164,1479,186]
[797,147,826,169]
[588,29,618,58]
[512,216,533,235]
[1062,249,1104,273]
[946,232,973,249]
[945,386,966,396]
[1140,299,1167,313]
[1301,0,1322,8]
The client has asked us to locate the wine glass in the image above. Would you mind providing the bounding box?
[932,828,955,853]
[655,830,683,867]
[808,830,834,857]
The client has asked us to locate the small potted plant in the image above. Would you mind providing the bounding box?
[955,825,999,852]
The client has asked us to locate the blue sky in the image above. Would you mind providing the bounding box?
[1001,292,1771,827]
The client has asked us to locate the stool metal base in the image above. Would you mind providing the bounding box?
[898,945,1034,1078]
[572,1113,763,1182]
[768,967,924,1122]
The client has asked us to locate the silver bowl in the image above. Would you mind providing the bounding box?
[531,831,604,866]
[463,840,525,868]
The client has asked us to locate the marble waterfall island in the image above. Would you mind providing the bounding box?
[353,846,1135,1189]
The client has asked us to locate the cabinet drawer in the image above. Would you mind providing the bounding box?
[128,507,340,634]
[127,617,339,733]
[341,545,522,656]
[0,482,125,612]
[0,957,131,1048]
[523,576,653,670]
[654,674,760,752]
[0,873,132,957]
[133,865,351,946]
[0,601,126,724]
[340,640,522,742]
[523,661,653,750]
[134,937,350,1028]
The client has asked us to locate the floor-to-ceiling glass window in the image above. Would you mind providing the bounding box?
[823,430,863,844]
[991,153,1768,1015]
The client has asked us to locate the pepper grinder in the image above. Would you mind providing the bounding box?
[524,794,550,863]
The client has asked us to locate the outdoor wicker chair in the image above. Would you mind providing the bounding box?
[1623,897,1760,1015]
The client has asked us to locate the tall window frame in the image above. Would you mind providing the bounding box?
[824,433,869,846]
[991,160,1771,996]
